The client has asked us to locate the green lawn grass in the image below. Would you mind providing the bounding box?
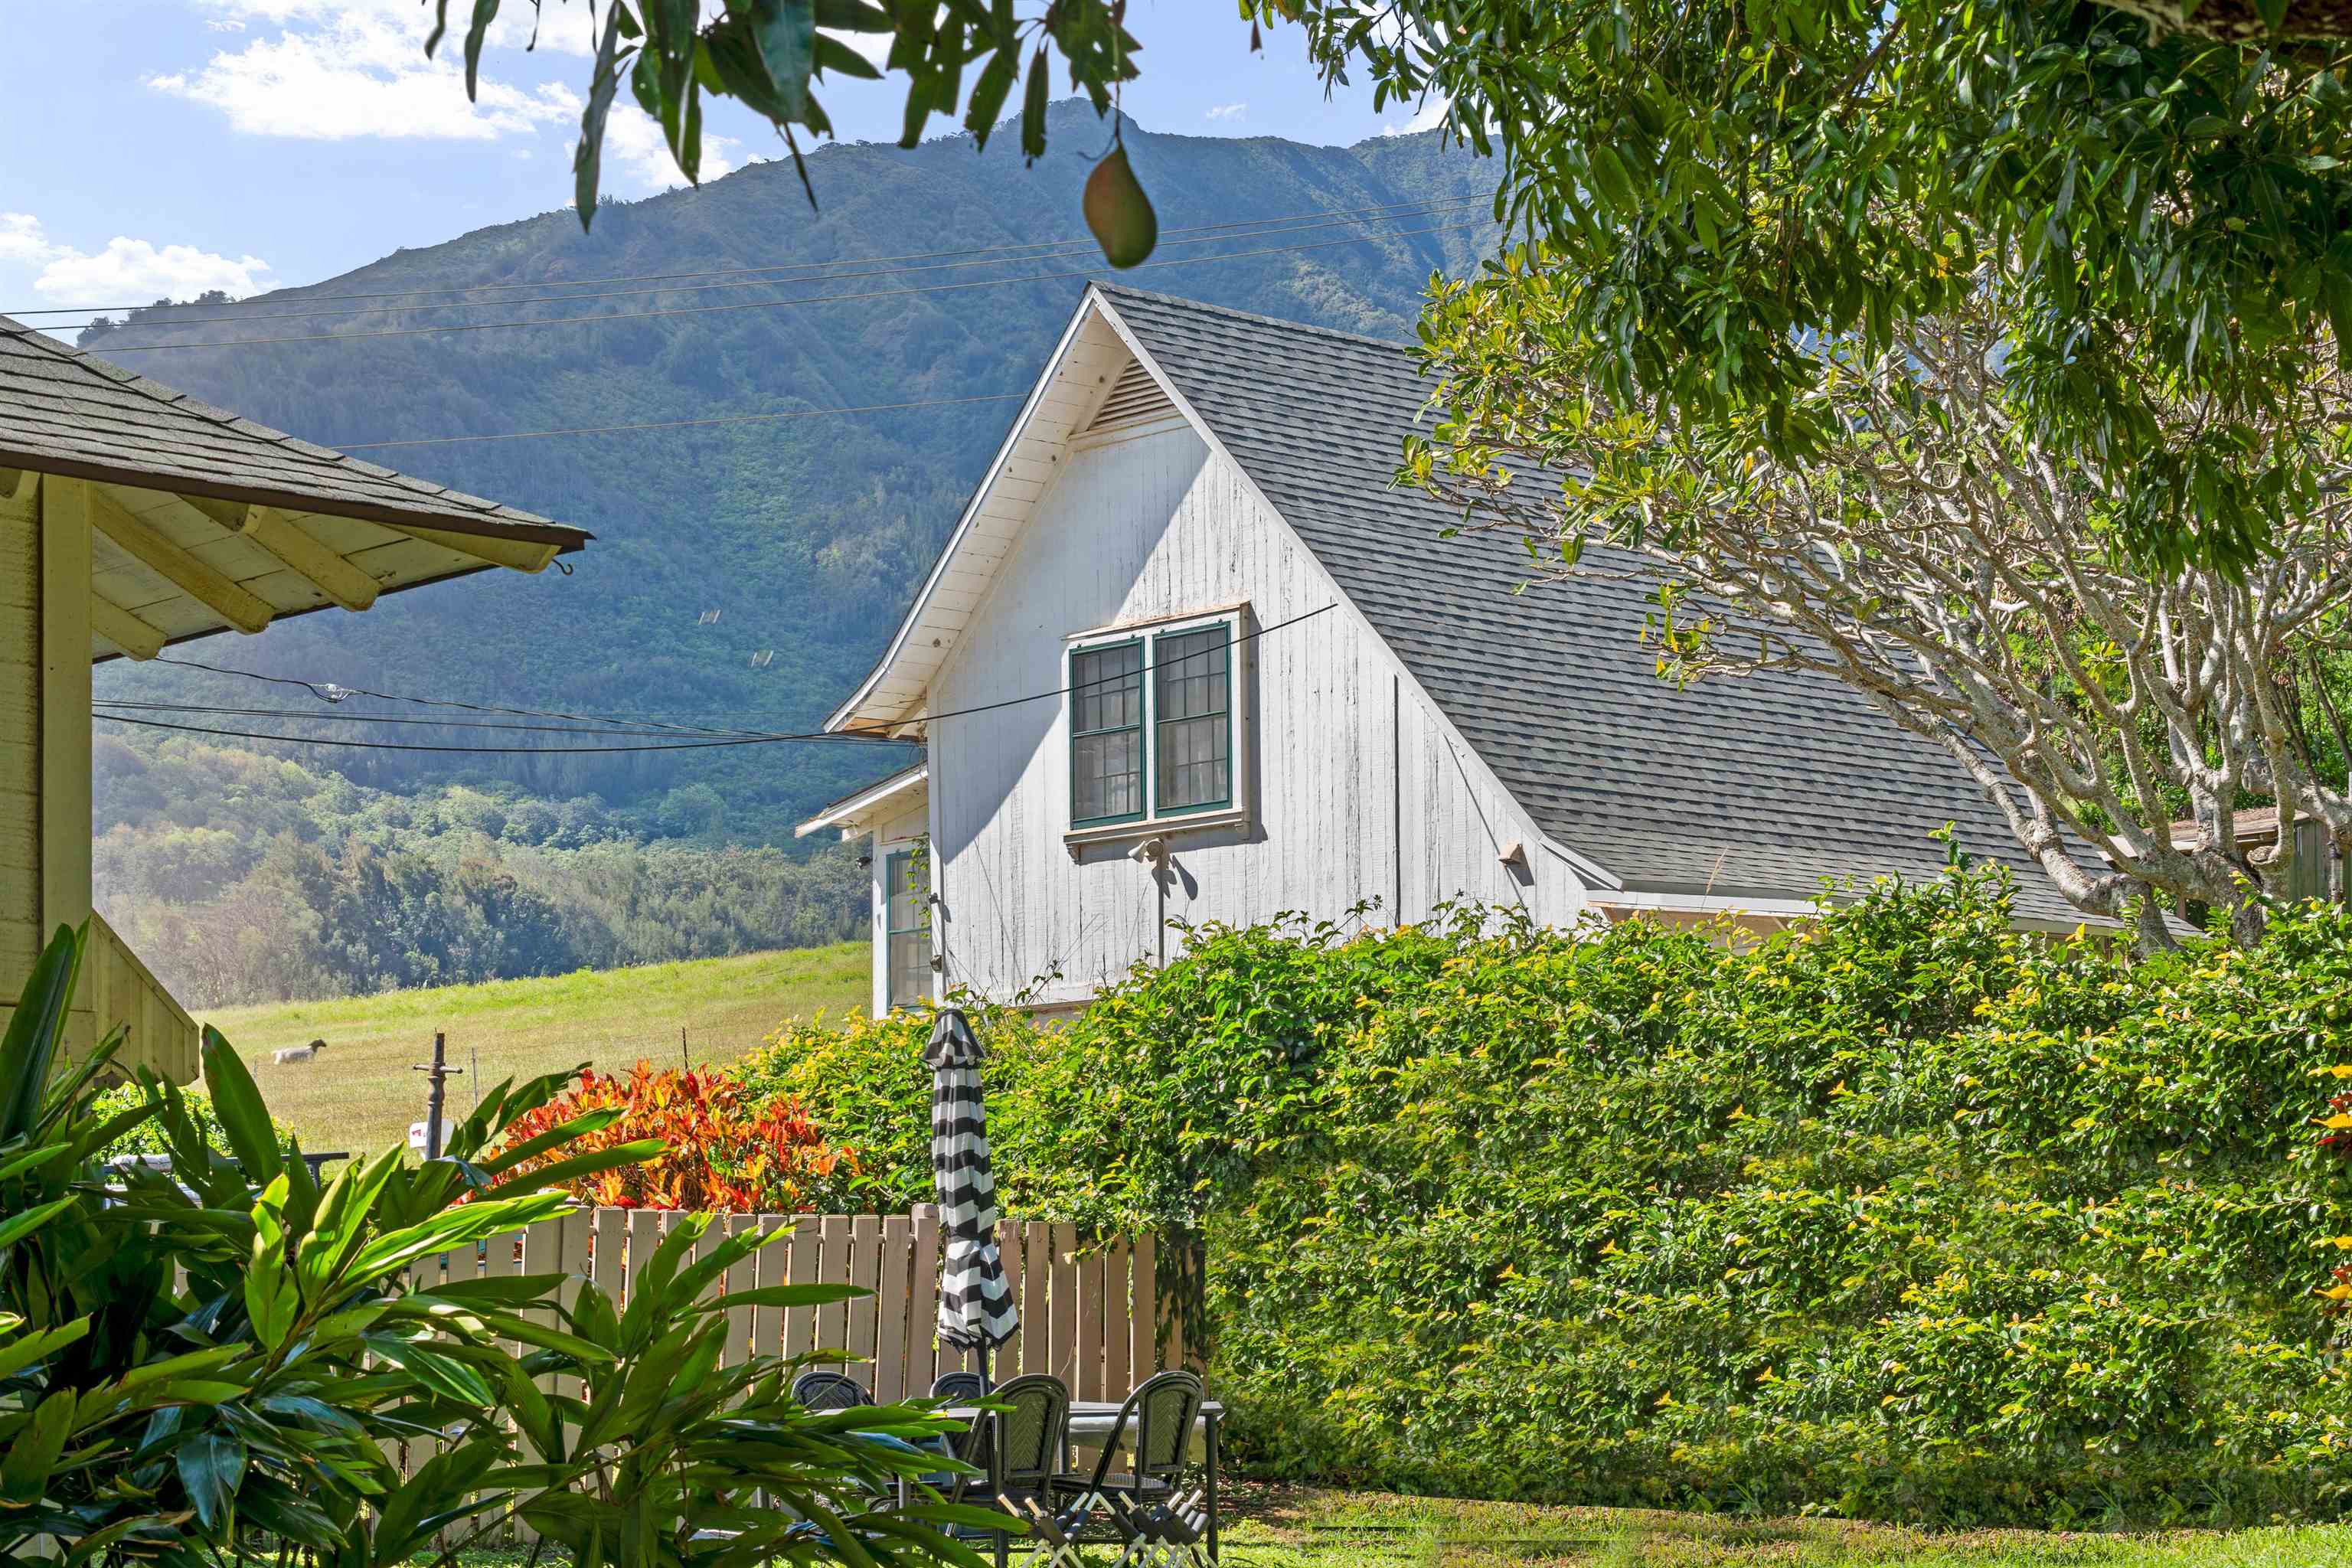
[1204,1488,2352,1565]
[446,1488,2352,1566]
[198,942,869,1157]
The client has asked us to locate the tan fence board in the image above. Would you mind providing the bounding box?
[909,1206,941,1395]
[848,1214,881,1389]
[874,1213,911,1402]
[1049,1223,1078,1390]
[1104,1237,1132,1397]
[1020,1221,1048,1383]
[782,1216,818,1361]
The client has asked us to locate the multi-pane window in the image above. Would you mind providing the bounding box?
[1071,641,1146,825]
[884,850,933,1009]
[1069,616,1240,829]
[1154,626,1232,813]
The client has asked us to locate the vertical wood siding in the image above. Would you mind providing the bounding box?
[924,421,1585,1009]
[0,474,39,1003]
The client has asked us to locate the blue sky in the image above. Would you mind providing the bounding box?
[2,2,1442,319]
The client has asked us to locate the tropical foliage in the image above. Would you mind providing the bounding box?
[495,1062,863,1214]
[1264,0,2352,571]
[747,873,2352,1521]
[1403,265,2352,941]
[0,923,985,1566]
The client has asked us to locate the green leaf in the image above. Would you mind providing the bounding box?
[199,1025,281,1186]
[477,1106,623,1178]
[1021,45,1049,160]
[175,1431,247,1534]
[962,46,1017,145]
[749,0,818,119]
[1,925,82,1142]
[0,1390,74,1504]
[709,1282,867,1312]
[485,1138,666,1198]
[246,1174,299,1350]
[0,1194,76,1254]
[0,1317,87,1383]
[575,0,634,226]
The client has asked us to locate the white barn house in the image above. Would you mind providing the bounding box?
[800,286,2080,1016]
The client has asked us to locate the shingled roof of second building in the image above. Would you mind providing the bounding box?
[1096,284,2081,926]
[0,315,586,547]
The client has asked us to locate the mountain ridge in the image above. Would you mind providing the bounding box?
[88,102,1504,843]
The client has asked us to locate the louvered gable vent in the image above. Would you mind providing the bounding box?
[1085,357,1177,435]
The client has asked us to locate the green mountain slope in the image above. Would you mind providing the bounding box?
[88,104,1501,842]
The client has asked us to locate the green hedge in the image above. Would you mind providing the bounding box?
[739,870,2352,1524]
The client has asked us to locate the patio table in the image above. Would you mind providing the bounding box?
[945,1399,1225,1563]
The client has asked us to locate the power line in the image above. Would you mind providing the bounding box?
[11,194,1493,318]
[90,700,786,738]
[144,654,792,737]
[32,200,1488,332]
[105,604,1338,756]
[79,223,1487,355]
[338,391,1024,451]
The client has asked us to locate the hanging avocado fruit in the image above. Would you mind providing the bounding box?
[1084,146,1158,269]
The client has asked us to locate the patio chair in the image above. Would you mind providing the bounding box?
[929,1369,994,1465]
[970,1374,1069,1568]
[929,1369,991,1402]
[1044,1370,1208,1568]
[792,1370,873,1411]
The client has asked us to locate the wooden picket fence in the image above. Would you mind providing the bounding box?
[397,1204,1186,1491]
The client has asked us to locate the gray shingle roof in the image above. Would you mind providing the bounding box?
[0,316,586,547]
[1099,285,2086,926]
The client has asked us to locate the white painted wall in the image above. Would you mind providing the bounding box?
[917,417,1587,1010]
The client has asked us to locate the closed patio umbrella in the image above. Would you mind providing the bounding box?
[929,1008,1019,1373]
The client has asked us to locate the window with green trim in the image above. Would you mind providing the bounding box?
[1070,640,1145,825]
[1154,624,1232,814]
[884,850,932,1009]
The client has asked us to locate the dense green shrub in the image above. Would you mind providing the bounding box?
[743,871,2352,1524]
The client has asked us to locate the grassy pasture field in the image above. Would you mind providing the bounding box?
[196,942,868,1157]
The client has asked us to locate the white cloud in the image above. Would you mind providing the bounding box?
[153,2,586,141]
[0,214,64,268]
[1380,95,1452,137]
[1204,102,1247,122]
[0,214,271,302]
[187,0,600,56]
[603,108,740,195]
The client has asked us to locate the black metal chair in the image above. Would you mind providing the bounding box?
[1045,1370,1208,1567]
[937,1373,1060,1567]
[929,1369,991,1403]
[791,1370,873,1412]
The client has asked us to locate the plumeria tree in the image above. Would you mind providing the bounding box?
[1404,253,2352,946]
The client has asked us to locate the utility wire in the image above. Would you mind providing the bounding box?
[338,391,1024,451]
[145,653,793,737]
[31,200,1486,331]
[90,700,786,738]
[10,194,1491,318]
[103,604,1337,756]
[80,224,1486,354]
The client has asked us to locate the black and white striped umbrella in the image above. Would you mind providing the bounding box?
[928,1008,1019,1354]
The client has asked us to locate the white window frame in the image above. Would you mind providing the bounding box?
[1063,604,1253,845]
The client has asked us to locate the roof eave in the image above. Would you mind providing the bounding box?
[825,286,1122,735]
[793,763,929,838]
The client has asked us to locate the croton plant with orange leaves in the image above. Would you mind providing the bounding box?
[494,1061,862,1213]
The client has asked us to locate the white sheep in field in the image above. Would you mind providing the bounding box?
[273,1039,328,1066]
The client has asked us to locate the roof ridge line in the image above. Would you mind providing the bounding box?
[1090,282,1422,357]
